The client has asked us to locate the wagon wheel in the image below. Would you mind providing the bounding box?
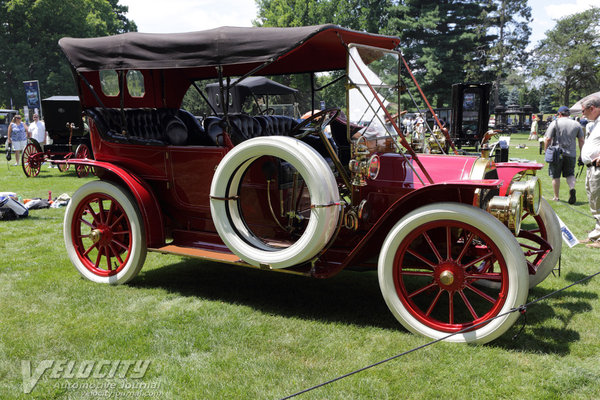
[75,143,93,178]
[63,181,147,284]
[378,202,528,344]
[291,108,340,139]
[58,151,74,172]
[21,143,42,177]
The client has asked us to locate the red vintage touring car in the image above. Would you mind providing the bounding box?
[58,25,561,343]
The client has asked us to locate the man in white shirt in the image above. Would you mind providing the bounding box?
[579,95,600,247]
[28,113,46,147]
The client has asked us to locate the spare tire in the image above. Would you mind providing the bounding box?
[210,136,341,269]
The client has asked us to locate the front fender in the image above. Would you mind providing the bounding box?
[315,180,502,278]
[56,159,165,247]
[495,162,543,196]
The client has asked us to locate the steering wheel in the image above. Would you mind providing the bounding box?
[261,107,275,116]
[291,108,340,139]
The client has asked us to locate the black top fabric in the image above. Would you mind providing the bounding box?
[58,25,400,76]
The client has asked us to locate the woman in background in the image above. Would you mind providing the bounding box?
[7,115,28,166]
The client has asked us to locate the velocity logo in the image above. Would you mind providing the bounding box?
[21,360,151,393]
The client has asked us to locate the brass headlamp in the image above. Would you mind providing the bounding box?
[487,191,523,235]
[509,177,541,215]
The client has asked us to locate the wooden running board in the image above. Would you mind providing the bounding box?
[149,245,243,265]
[148,244,312,276]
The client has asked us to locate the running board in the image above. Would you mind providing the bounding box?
[149,245,243,265]
[148,245,311,276]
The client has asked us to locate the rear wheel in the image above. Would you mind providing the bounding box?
[378,202,528,344]
[64,181,146,284]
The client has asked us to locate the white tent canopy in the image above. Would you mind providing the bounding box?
[570,90,600,115]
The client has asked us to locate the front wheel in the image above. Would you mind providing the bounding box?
[378,203,528,344]
[63,181,147,284]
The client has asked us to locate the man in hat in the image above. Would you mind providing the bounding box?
[544,106,584,204]
[579,95,600,247]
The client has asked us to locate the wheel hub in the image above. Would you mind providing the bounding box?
[89,226,112,245]
[90,229,102,243]
[434,262,465,291]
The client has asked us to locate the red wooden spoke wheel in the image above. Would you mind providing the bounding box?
[21,143,42,177]
[378,203,528,344]
[392,220,509,332]
[64,181,146,284]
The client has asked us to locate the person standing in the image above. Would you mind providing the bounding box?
[6,115,28,166]
[579,95,600,247]
[528,115,539,140]
[28,113,46,148]
[544,106,584,204]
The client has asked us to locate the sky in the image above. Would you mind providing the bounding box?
[118,0,598,48]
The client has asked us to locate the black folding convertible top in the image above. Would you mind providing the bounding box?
[59,25,400,77]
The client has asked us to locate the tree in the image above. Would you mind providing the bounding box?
[0,0,137,109]
[485,0,532,108]
[386,0,492,108]
[531,7,600,107]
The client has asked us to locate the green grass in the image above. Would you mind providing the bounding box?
[1,135,600,399]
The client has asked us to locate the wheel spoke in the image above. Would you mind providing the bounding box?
[462,251,494,270]
[82,242,99,258]
[79,216,95,229]
[425,288,443,316]
[109,243,125,265]
[408,281,437,299]
[459,290,479,320]
[85,204,101,225]
[98,199,106,224]
[465,283,497,304]
[105,246,113,270]
[94,247,103,269]
[111,237,129,252]
[110,213,126,230]
[398,269,433,277]
[455,232,475,264]
[469,272,502,281]
[423,231,443,263]
[406,248,437,269]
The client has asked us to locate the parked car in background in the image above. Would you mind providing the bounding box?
[0,109,18,145]
[58,25,561,344]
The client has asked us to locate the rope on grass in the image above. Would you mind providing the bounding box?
[280,269,600,400]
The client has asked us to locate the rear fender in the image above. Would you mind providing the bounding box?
[57,159,165,247]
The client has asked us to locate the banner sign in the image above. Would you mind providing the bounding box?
[23,80,42,118]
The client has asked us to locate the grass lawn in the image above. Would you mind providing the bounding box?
[1,134,599,400]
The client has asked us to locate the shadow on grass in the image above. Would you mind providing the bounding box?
[132,259,400,330]
[133,259,598,355]
[494,284,597,354]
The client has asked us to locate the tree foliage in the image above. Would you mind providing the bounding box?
[531,7,600,107]
[254,0,533,109]
[0,0,136,109]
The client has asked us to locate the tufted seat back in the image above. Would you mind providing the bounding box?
[86,107,212,146]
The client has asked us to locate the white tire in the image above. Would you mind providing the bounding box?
[210,136,340,269]
[378,203,529,344]
[64,181,146,284]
